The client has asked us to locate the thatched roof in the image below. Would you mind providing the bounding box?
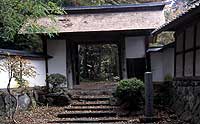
[21,2,166,34]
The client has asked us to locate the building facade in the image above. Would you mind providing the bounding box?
[153,3,200,123]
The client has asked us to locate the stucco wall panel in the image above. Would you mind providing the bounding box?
[150,47,174,82]
[163,48,174,78]
[150,52,163,82]
[125,36,145,59]
[47,40,67,77]
[196,50,200,76]
[0,59,46,89]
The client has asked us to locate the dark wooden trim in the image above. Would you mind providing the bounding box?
[183,30,186,76]
[65,2,165,14]
[120,36,127,79]
[118,42,123,80]
[41,35,49,88]
[75,43,80,85]
[176,47,200,55]
[174,77,200,81]
[174,32,177,77]
[176,48,192,55]
[66,40,68,84]
[193,24,197,76]
[145,35,151,72]
[50,29,153,41]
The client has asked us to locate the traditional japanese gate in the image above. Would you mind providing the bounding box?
[31,2,165,89]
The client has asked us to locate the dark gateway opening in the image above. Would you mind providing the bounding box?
[78,44,120,83]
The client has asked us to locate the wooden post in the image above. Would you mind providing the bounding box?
[145,72,154,117]
[41,35,49,89]
[120,37,127,79]
[66,40,73,89]
[75,44,80,85]
[145,36,152,72]
[118,42,123,80]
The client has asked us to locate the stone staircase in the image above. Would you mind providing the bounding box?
[48,82,129,124]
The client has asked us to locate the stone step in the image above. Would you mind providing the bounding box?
[72,95,111,101]
[69,89,116,95]
[57,111,117,118]
[48,118,128,123]
[71,101,110,106]
[65,106,117,111]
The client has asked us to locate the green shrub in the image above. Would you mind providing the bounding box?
[46,73,67,91]
[164,74,173,82]
[115,78,144,110]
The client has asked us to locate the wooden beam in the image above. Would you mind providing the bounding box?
[66,40,73,89]
[118,42,123,80]
[193,24,197,76]
[174,32,177,78]
[74,44,80,85]
[145,35,151,72]
[174,76,200,81]
[120,36,127,79]
[41,35,49,88]
[183,30,186,76]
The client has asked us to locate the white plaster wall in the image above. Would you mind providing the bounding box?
[47,40,67,77]
[150,48,174,82]
[196,50,200,76]
[26,59,46,87]
[163,48,174,79]
[0,59,46,89]
[150,52,164,82]
[125,36,145,59]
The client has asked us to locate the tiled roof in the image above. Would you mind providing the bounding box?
[152,1,200,35]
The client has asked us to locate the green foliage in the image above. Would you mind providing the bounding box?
[46,73,67,88]
[0,56,36,90]
[115,78,144,110]
[164,74,173,82]
[0,0,65,42]
[15,77,29,88]
[79,44,119,82]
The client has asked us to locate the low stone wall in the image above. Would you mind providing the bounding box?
[171,80,200,124]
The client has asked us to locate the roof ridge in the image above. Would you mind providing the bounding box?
[63,2,166,14]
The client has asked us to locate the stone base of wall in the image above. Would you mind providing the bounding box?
[171,80,200,124]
